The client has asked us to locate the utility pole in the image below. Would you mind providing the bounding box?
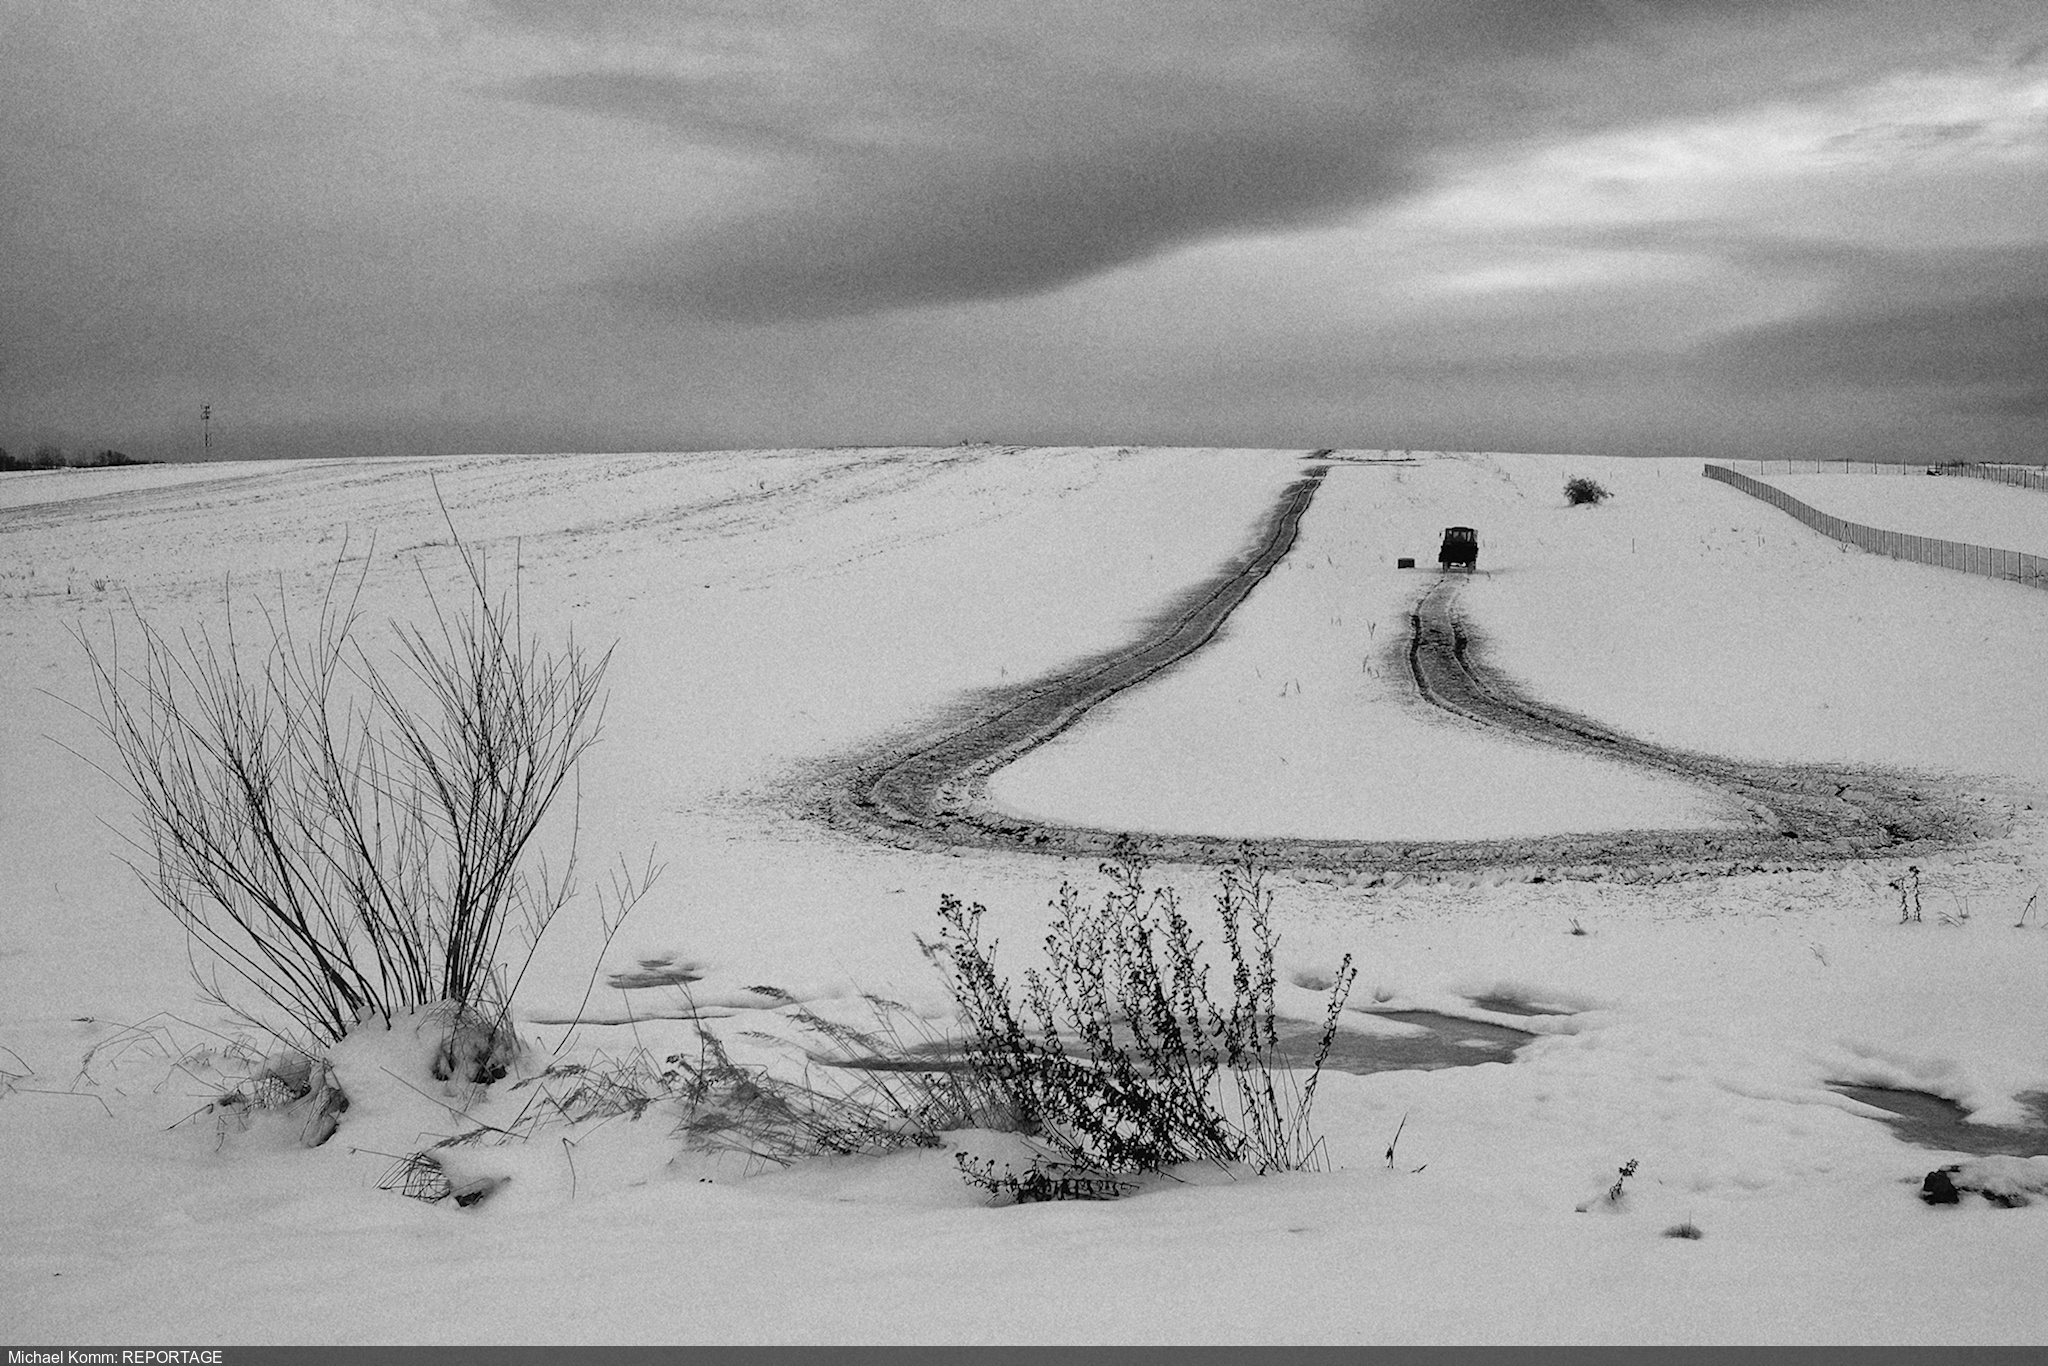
[202,404,211,458]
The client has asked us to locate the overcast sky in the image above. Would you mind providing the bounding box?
[3,0,2044,462]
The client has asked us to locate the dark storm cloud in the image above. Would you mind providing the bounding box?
[481,0,1920,323]
[6,0,2045,461]
[600,120,1414,320]
[1705,288,2048,413]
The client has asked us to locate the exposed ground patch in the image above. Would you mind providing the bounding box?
[1830,1085,2048,1158]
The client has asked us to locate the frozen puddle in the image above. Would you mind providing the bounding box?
[1830,1085,2048,1157]
[813,1008,1539,1078]
[1291,1010,1537,1075]
[1465,995,1570,1019]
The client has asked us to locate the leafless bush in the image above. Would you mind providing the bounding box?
[73,514,634,1073]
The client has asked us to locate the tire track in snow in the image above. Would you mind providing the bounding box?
[1402,575,1972,870]
[818,462,1980,878]
[821,460,1332,856]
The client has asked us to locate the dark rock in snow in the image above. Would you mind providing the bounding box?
[1921,1168,1961,1205]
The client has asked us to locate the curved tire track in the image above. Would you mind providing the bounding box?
[822,462,1331,851]
[1401,576,1971,867]
[817,465,1978,876]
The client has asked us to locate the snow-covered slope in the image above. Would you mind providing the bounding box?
[1770,471,2048,560]
[1476,454,2048,780]
[3,448,2046,1345]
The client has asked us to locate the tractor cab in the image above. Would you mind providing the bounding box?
[1438,526,1478,571]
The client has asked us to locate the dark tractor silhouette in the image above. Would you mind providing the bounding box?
[1438,526,1479,572]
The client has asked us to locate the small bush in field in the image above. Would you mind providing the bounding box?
[1564,476,1611,506]
[932,853,1356,1179]
[660,857,1355,1188]
[74,500,653,1077]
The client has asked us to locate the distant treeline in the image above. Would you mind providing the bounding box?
[0,444,159,472]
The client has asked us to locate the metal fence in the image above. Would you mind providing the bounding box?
[1702,464,2048,590]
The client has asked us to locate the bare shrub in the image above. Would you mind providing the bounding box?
[933,855,1356,1177]
[1564,476,1611,506]
[73,514,636,1073]
[619,859,1355,1184]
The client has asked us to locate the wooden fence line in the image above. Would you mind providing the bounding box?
[1937,463,2048,493]
[1720,460,1931,476]
[1702,464,2048,590]
[1715,459,2048,488]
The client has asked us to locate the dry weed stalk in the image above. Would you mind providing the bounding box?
[933,854,1355,1177]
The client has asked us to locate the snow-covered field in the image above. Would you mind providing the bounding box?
[990,458,1748,841]
[4,447,2047,1345]
[1770,471,2048,561]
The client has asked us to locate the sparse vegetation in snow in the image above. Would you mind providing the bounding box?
[669,991,1024,1168]
[1564,475,1611,506]
[931,854,1356,1180]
